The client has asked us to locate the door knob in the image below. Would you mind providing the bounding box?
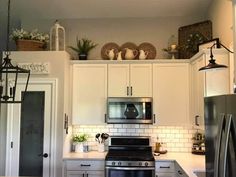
[38,153,48,158]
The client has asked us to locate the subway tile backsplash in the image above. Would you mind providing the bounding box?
[72,124,198,153]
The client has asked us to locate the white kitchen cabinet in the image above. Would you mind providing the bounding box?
[72,64,107,125]
[153,63,190,126]
[174,161,188,177]
[191,57,205,128]
[64,160,105,177]
[155,161,175,177]
[67,170,104,177]
[190,49,231,128]
[108,64,152,97]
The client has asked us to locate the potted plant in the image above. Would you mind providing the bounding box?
[11,28,49,51]
[68,37,98,60]
[72,134,89,152]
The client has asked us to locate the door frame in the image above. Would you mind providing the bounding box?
[5,78,58,177]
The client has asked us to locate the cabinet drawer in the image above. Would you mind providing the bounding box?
[66,160,105,171]
[155,161,175,173]
[156,172,176,177]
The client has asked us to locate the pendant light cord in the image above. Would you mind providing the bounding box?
[5,0,11,56]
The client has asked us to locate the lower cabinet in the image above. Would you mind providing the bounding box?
[63,160,105,177]
[156,161,188,177]
[67,170,104,177]
[155,161,176,177]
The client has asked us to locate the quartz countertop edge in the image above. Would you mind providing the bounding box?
[63,152,205,177]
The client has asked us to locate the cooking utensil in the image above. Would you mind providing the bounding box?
[101,133,109,143]
[95,133,100,143]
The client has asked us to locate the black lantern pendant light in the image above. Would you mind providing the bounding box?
[0,0,30,103]
[199,42,233,71]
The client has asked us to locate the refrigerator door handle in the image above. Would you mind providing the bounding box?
[221,114,232,177]
[214,114,225,177]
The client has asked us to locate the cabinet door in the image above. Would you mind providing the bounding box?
[204,52,230,96]
[72,64,107,124]
[153,63,189,126]
[130,64,152,97]
[67,171,85,177]
[156,173,176,177]
[108,64,129,97]
[191,57,205,128]
[87,171,104,177]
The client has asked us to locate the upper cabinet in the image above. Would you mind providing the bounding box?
[72,64,107,125]
[190,49,232,128]
[153,63,190,126]
[108,64,152,97]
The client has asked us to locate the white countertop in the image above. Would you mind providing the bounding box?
[63,151,205,177]
[155,153,205,177]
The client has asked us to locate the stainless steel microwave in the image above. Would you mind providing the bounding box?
[106,97,153,124]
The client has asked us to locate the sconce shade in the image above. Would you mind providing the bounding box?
[199,58,227,71]
[0,54,30,103]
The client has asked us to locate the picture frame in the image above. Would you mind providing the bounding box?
[178,20,212,59]
[197,38,220,51]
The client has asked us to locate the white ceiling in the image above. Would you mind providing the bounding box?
[10,0,214,19]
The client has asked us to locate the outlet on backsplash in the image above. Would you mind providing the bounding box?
[72,124,197,153]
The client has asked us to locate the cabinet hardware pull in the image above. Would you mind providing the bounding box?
[153,114,156,124]
[64,114,68,134]
[104,114,107,123]
[195,115,200,126]
[130,86,133,96]
[178,170,183,175]
[86,174,88,177]
[82,174,84,177]
[127,86,129,96]
[159,166,170,168]
[80,164,91,167]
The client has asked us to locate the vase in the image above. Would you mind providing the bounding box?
[97,143,105,152]
[75,143,84,153]
[79,54,87,60]
[16,39,46,51]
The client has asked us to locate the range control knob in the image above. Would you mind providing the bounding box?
[112,162,116,166]
[145,162,149,166]
[128,162,132,166]
[118,162,121,166]
[139,162,142,166]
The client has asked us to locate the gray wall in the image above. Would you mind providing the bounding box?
[22,16,205,59]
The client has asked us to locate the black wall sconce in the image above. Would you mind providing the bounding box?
[199,42,234,71]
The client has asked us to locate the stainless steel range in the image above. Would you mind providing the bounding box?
[105,136,155,177]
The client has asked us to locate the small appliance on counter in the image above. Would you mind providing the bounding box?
[191,131,205,155]
[154,142,167,154]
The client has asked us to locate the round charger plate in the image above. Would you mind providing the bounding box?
[101,42,120,60]
[138,42,156,59]
[120,42,138,59]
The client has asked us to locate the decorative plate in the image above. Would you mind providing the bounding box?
[101,42,120,60]
[138,42,156,59]
[120,42,138,59]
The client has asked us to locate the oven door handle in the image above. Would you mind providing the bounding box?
[105,166,155,170]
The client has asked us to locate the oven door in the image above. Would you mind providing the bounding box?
[105,166,155,177]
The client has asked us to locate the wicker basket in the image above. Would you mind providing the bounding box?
[16,40,45,51]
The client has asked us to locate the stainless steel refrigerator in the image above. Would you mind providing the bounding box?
[204,95,236,177]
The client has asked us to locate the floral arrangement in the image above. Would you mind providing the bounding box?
[72,134,89,143]
[185,33,207,53]
[11,28,49,43]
